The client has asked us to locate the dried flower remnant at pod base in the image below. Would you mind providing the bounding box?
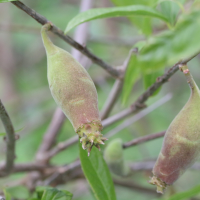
[149,64,200,194]
[41,23,107,156]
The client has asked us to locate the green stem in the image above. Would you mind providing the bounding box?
[41,23,57,55]
[179,64,199,94]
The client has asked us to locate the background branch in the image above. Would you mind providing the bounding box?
[123,131,166,149]
[0,100,15,175]
[105,94,171,138]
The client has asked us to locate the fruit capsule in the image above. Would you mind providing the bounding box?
[149,64,200,193]
[41,23,107,155]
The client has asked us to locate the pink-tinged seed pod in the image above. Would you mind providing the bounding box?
[41,23,107,155]
[149,64,200,193]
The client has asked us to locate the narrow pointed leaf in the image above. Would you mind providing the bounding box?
[65,5,168,33]
[79,143,116,200]
[0,0,17,2]
[36,187,72,200]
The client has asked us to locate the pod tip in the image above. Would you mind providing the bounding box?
[149,175,167,194]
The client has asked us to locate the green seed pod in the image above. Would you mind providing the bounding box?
[149,64,200,193]
[41,23,107,155]
[104,138,130,176]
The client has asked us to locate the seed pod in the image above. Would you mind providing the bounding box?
[149,64,200,193]
[104,138,130,176]
[41,23,107,155]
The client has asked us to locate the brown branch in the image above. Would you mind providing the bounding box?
[42,160,81,186]
[36,108,66,162]
[113,179,160,196]
[106,94,171,138]
[100,79,123,120]
[123,131,166,149]
[45,135,78,160]
[0,100,15,175]
[11,1,120,78]
[102,53,199,127]
[0,163,53,175]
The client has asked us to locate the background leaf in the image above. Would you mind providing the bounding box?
[79,143,116,200]
[137,11,200,73]
[65,5,168,33]
[122,53,140,104]
[157,184,200,200]
[3,189,11,200]
[110,0,160,35]
[0,0,17,2]
[36,187,73,200]
[159,1,182,26]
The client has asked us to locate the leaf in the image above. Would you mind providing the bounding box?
[0,133,6,137]
[36,187,73,200]
[137,11,200,73]
[122,41,146,104]
[65,5,168,33]
[159,184,200,200]
[158,0,183,26]
[143,69,164,90]
[6,186,29,199]
[3,189,11,200]
[0,0,17,2]
[142,69,164,96]
[79,143,116,200]
[110,0,160,35]
[122,53,140,104]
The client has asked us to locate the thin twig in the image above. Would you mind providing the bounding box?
[71,0,92,62]
[42,160,81,186]
[105,94,171,138]
[102,53,199,127]
[0,163,53,175]
[100,80,123,120]
[46,135,78,160]
[123,131,166,149]
[113,179,160,196]
[0,100,15,174]
[11,1,120,78]
[36,108,65,162]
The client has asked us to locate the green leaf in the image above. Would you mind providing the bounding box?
[137,11,200,73]
[122,53,140,104]
[158,0,183,26]
[3,189,11,200]
[142,69,164,96]
[159,184,200,200]
[143,69,164,90]
[79,143,116,200]
[122,41,146,104]
[0,0,17,2]
[36,187,73,200]
[6,186,29,199]
[65,5,168,33]
[110,0,160,35]
[0,133,6,137]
